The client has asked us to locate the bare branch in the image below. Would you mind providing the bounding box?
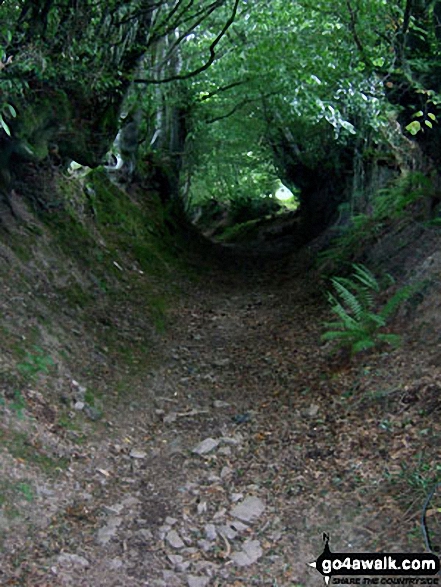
[345,0,373,69]
[198,79,248,102]
[166,0,223,33]
[205,99,250,123]
[401,0,413,38]
[395,0,413,66]
[134,0,240,84]
[206,91,278,124]
[152,0,197,39]
[154,1,224,69]
[345,0,364,55]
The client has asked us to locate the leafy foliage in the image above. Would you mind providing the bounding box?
[179,0,412,226]
[322,264,413,354]
[406,111,438,135]
[0,0,243,178]
[373,172,435,220]
[318,172,437,270]
[1,0,440,224]
[187,143,279,207]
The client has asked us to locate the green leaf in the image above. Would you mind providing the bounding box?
[0,116,11,137]
[425,120,433,129]
[415,111,424,118]
[340,120,356,134]
[5,104,17,118]
[405,121,421,135]
[428,113,437,121]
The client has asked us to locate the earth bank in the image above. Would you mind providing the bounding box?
[0,171,440,586]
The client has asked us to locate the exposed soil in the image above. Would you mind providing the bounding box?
[1,207,440,586]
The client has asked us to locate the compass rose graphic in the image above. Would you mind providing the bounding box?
[308,533,332,585]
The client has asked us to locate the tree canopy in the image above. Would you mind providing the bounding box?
[1,0,441,232]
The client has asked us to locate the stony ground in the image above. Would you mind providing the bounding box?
[1,236,440,586]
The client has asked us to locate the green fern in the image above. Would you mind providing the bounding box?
[374,172,433,221]
[352,263,381,291]
[380,284,415,320]
[317,173,436,273]
[322,264,413,354]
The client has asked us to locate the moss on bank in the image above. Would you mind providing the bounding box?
[0,165,205,451]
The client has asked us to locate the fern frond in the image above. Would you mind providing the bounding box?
[331,279,363,319]
[364,311,387,328]
[323,320,352,331]
[379,285,414,319]
[352,264,380,292]
[329,297,360,327]
[351,283,375,310]
[322,262,409,355]
[352,338,376,353]
[321,330,358,342]
[376,333,401,347]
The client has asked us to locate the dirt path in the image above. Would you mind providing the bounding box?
[1,249,440,586]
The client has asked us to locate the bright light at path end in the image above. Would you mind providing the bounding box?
[275,185,294,201]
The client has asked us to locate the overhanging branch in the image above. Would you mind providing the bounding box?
[205,99,249,123]
[134,0,240,84]
[206,91,278,123]
[198,79,248,102]
[345,0,373,69]
[152,1,223,73]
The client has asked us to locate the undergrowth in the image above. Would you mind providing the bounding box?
[318,172,437,272]
[216,217,263,243]
[384,455,441,553]
[322,263,414,354]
